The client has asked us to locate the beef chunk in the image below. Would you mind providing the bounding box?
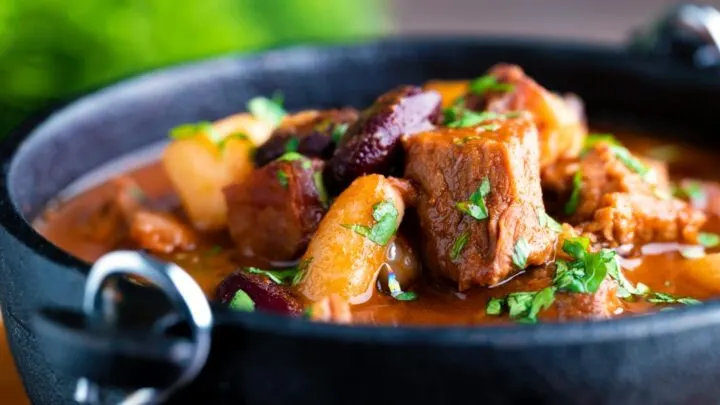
[468,64,586,169]
[325,86,442,192]
[224,157,327,263]
[217,270,303,316]
[254,109,359,166]
[495,265,621,321]
[558,143,705,246]
[555,279,621,321]
[404,115,556,290]
[111,177,197,254]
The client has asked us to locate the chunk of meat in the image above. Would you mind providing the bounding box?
[558,143,705,246]
[324,86,442,192]
[254,108,359,166]
[468,64,586,169]
[555,279,621,321]
[216,270,303,316]
[308,295,352,324]
[404,115,556,290]
[112,177,197,254]
[492,265,621,321]
[129,211,197,254]
[224,157,327,263]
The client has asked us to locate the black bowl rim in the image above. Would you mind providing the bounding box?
[3,35,720,348]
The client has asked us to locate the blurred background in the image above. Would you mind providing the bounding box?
[0,0,705,140]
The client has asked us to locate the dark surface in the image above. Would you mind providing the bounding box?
[3,37,720,404]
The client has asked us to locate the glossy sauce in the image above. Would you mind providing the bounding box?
[34,129,720,325]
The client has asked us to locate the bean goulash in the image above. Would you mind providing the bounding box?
[35,64,720,325]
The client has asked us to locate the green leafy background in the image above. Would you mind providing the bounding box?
[0,0,386,138]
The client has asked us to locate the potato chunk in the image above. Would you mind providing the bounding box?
[163,135,254,230]
[294,174,405,304]
[162,113,273,231]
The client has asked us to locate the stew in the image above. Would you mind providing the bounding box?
[34,64,720,326]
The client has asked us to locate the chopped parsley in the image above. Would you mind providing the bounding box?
[245,267,298,285]
[606,252,649,298]
[698,232,720,248]
[228,289,255,312]
[276,151,312,169]
[169,120,227,145]
[395,291,418,301]
[386,268,418,301]
[582,133,619,151]
[276,170,289,188]
[647,292,701,306]
[468,75,514,95]
[285,136,299,152]
[564,170,583,215]
[450,230,470,261]
[342,200,400,246]
[456,177,491,220]
[553,237,611,294]
[331,123,350,144]
[609,144,650,178]
[247,94,287,126]
[446,110,502,129]
[292,257,313,286]
[313,171,329,207]
[536,207,563,233]
[486,297,505,315]
[511,237,531,269]
[487,287,555,324]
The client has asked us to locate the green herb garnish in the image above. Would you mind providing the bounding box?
[276,151,312,169]
[536,207,563,233]
[500,287,555,324]
[331,123,350,144]
[246,267,298,285]
[553,237,614,294]
[486,297,505,316]
[446,110,501,128]
[342,200,400,246]
[698,232,720,248]
[582,133,619,152]
[313,171,329,208]
[247,94,287,126]
[564,170,583,215]
[292,257,313,286]
[511,237,531,269]
[450,230,470,261]
[456,177,491,220]
[395,291,418,301]
[285,136,299,152]
[468,75,514,95]
[276,170,289,188]
[228,289,255,312]
[609,144,650,178]
[647,292,701,306]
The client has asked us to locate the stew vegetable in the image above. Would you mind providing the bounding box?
[35,64,720,325]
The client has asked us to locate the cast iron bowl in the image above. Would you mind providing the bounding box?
[3,37,720,405]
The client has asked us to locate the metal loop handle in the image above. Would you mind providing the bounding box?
[76,251,213,405]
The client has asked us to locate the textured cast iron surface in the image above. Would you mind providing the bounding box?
[2,37,720,404]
